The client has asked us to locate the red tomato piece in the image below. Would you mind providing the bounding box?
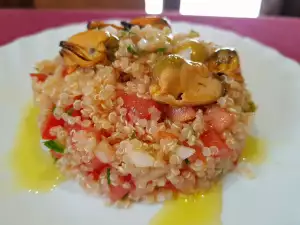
[122,174,132,183]
[30,73,48,82]
[119,174,136,189]
[42,114,64,140]
[164,181,177,192]
[65,123,83,134]
[165,106,196,122]
[71,110,81,117]
[62,66,77,77]
[200,129,232,158]
[118,92,162,120]
[109,185,129,202]
[90,158,108,172]
[204,106,234,133]
[65,105,81,117]
[89,171,101,181]
[64,96,82,117]
[87,158,109,181]
[50,150,63,159]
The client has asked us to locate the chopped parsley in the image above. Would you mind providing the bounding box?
[122,193,129,200]
[189,29,200,38]
[119,27,136,36]
[127,31,136,36]
[66,108,74,116]
[184,159,190,164]
[52,106,56,112]
[157,48,166,53]
[43,140,65,153]
[106,168,111,185]
[248,101,257,112]
[244,101,257,113]
[127,45,138,55]
[129,131,137,140]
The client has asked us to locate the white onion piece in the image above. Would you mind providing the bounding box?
[137,38,148,50]
[127,151,155,168]
[135,168,168,185]
[94,140,114,163]
[176,145,195,160]
[121,139,155,167]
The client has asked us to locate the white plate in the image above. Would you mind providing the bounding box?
[1,20,300,225]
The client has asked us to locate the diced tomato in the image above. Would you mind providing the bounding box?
[200,129,232,158]
[64,95,83,117]
[90,158,108,172]
[89,171,101,180]
[42,114,65,140]
[65,122,83,134]
[165,106,196,122]
[122,174,132,183]
[65,105,82,117]
[204,106,234,133]
[87,158,109,180]
[62,66,77,77]
[119,174,136,189]
[163,181,177,192]
[71,110,81,117]
[118,91,162,120]
[50,150,63,159]
[30,73,48,82]
[109,185,129,202]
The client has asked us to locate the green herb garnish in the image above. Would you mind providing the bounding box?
[184,159,190,164]
[120,30,136,38]
[248,101,257,112]
[244,101,257,113]
[128,31,136,36]
[157,48,166,53]
[44,140,65,153]
[189,29,200,38]
[66,108,74,116]
[106,168,111,185]
[129,131,137,140]
[127,45,138,55]
[122,193,129,200]
[52,106,56,112]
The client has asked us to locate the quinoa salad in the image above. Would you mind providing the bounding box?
[30,17,256,206]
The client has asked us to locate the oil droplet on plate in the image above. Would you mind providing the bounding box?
[8,102,63,192]
[241,135,267,165]
[150,184,222,225]
[151,135,266,225]
[6,102,266,224]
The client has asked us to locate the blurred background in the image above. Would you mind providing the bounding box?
[0,0,299,18]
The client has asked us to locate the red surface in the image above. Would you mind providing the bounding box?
[0,9,300,61]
